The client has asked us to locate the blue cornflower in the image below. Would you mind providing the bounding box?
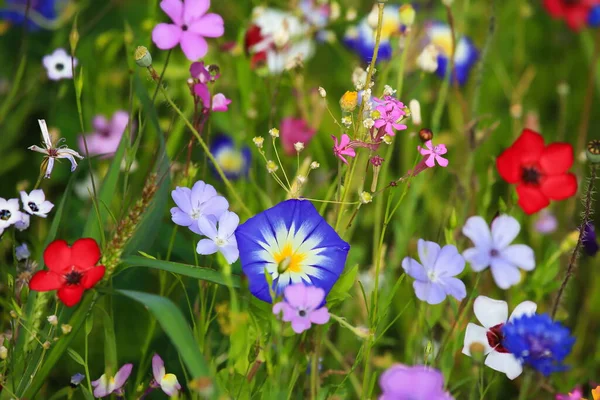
[0,0,59,31]
[209,135,251,180]
[502,313,575,376]
[235,199,350,303]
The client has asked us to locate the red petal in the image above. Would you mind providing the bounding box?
[511,129,545,163]
[565,6,589,30]
[58,286,85,307]
[516,185,550,215]
[29,271,64,291]
[543,0,565,15]
[496,147,523,183]
[541,174,578,200]
[539,143,574,175]
[81,266,106,289]
[44,240,72,273]
[71,238,101,270]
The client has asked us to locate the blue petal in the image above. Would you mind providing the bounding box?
[0,0,58,30]
[209,134,251,181]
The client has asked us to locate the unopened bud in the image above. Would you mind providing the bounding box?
[318,87,327,98]
[409,99,422,126]
[419,128,434,142]
[360,191,373,204]
[61,324,72,335]
[47,315,58,326]
[586,140,600,164]
[134,46,153,68]
[42,341,51,350]
[469,342,486,362]
[310,161,320,169]
[0,346,7,360]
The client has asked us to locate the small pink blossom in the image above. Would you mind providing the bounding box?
[152,0,224,61]
[281,118,316,155]
[332,134,356,164]
[272,283,330,334]
[212,93,231,112]
[373,103,407,136]
[418,140,448,167]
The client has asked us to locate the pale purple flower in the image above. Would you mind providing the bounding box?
[402,239,466,305]
[43,48,77,81]
[378,364,454,400]
[16,243,30,261]
[20,189,54,218]
[0,197,21,229]
[373,103,407,136]
[14,212,30,231]
[462,215,535,290]
[29,120,84,178]
[170,180,229,235]
[91,363,133,398]
[212,93,231,112]
[272,283,330,334]
[152,354,182,396]
[152,0,224,61]
[534,209,558,234]
[196,211,240,264]
[332,134,356,165]
[418,140,449,168]
[78,111,130,157]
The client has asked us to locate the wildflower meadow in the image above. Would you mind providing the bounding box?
[2,0,600,399]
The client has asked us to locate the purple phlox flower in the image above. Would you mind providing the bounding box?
[170,180,229,235]
[583,222,598,256]
[418,140,449,168]
[402,239,467,305]
[272,283,330,334]
[534,209,558,234]
[378,364,454,400]
[16,243,30,261]
[20,189,54,218]
[332,134,356,164]
[196,211,240,264]
[281,117,317,155]
[28,119,84,178]
[462,215,535,289]
[373,103,407,136]
[43,48,77,81]
[78,111,130,157]
[91,363,133,398]
[556,386,584,400]
[463,296,536,380]
[151,354,182,396]
[152,0,224,61]
[0,197,21,229]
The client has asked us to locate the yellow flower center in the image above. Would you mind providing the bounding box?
[274,243,307,274]
[217,150,243,173]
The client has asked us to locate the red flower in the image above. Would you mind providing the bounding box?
[543,0,600,31]
[29,238,105,307]
[496,129,578,215]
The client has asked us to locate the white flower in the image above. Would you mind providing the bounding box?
[294,142,305,152]
[462,215,535,289]
[352,67,367,90]
[342,116,353,127]
[42,48,78,81]
[310,161,320,169]
[253,137,265,148]
[47,315,58,326]
[462,296,537,380]
[367,5,379,29]
[409,99,422,125]
[363,118,375,129]
[14,212,30,232]
[383,85,396,96]
[359,191,373,204]
[16,243,30,261]
[0,197,21,229]
[20,189,54,218]
[0,346,7,360]
[318,87,327,98]
[196,211,240,264]
[269,128,280,138]
[29,120,84,179]
[416,44,439,73]
[266,160,279,173]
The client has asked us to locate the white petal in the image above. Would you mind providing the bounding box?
[509,301,537,321]
[484,352,523,380]
[500,244,535,271]
[462,216,492,248]
[45,158,55,178]
[462,323,492,356]
[473,296,508,328]
[490,215,520,249]
[38,119,52,148]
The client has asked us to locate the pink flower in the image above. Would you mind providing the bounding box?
[211,93,231,112]
[373,103,407,136]
[556,386,584,400]
[78,111,130,157]
[281,118,316,155]
[332,134,356,164]
[152,0,224,61]
[272,283,330,334]
[418,140,448,167]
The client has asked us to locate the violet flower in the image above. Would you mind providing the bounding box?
[78,111,130,157]
[170,180,229,235]
[583,222,598,256]
[402,239,467,305]
[196,211,240,264]
[91,363,133,398]
[211,93,231,112]
[281,117,316,156]
[373,102,407,136]
[152,0,224,61]
[534,209,558,234]
[379,364,454,400]
[332,134,356,164]
[556,386,585,400]
[151,354,182,396]
[272,283,330,334]
[418,140,449,168]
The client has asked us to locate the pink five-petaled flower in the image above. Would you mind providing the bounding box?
[418,140,449,168]
[332,134,356,165]
[272,283,330,334]
[152,0,224,61]
[373,103,407,136]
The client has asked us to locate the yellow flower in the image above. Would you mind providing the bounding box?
[592,386,600,400]
[340,91,358,112]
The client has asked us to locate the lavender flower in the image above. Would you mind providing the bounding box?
[151,354,181,396]
[272,283,330,334]
[534,209,558,234]
[78,111,130,157]
[15,243,30,261]
[379,364,454,400]
[20,189,54,218]
[196,211,240,264]
[170,180,229,235]
[91,363,133,398]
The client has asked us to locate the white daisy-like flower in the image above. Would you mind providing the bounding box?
[28,120,84,179]
[20,189,54,218]
[42,49,78,81]
[0,197,21,229]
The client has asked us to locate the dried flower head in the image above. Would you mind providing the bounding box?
[134,46,152,67]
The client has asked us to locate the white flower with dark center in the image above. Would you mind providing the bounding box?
[43,49,78,81]
[20,190,54,218]
[29,120,84,179]
[0,197,21,229]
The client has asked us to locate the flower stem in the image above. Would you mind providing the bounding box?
[576,30,600,160]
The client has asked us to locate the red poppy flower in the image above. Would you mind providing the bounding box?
[29,238,105,307]
[543,0,600,31]
[496,129,578,215]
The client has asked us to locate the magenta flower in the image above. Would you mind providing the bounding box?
[556,387,584,400]
[272,283,330,334]
[78,111,130,157]
[211,93,231,112]
[373,103,407,136]
[418,140,448,167]
[152,0,224,61]
[332,134,356,165]
[281,117,316,155]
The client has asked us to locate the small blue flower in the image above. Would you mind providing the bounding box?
[235,199,350,303]
[589,5,600,27]
[583,222,598,257]
[209,135,251,180]
[0,0,59,31]
[502,313,575,376]
[425,21,478,86]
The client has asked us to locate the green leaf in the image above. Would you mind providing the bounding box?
[327,264,359,306]
[121,255,239,287]
[67,348,86,367]
[99,306,118,374]
[116,289,216,394]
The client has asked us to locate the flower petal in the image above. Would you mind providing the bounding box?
[303,285,326,310]
[152,23,182,50]
[501,244,535,271]
[160,0,184,26]
[309,307,330,325]
[58,285,85,307]
[490,258,522,289]
[81,266,106,289]
[413,281,446,305]
[113,363,133,389]
[152,354,166,382]
[184,0,210,24]
[290,316,312,333]
[196,239,218,255]
[417,239,441,270]
[44,240,72,273]
[490,215,520,249]
[462,323,493,356]
[432,245,464,276]
[440,277,466,301]
[283,283,308,308]
[484,352,523,380]
[462,216,492,248]
[496,147,524,183]
[540,174,578,201]
[516,185,550,215]
[198,216,218,239]
[71,238,101,269]
[188,13,224,37]
[401,257,428,281]
[539,143,574,175]
[219,243,239,264]
[462,248,491,272]
[29,271,64,291]
[180,32,208,61]
[509,301,537,321]
[218,211,240,237]
[473,296,508,328]
[171,187,192,213]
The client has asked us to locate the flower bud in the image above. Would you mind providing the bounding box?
[0,346,7,360]
[134,46,153,68]
[318,87,327,98]
[360,191,373,204]
[469,342,486,362]
[47,315,58,326]
[269,128,280,138]
[310,161,320,169]
[363,118,375,129]
[340,91,358,112]
[61,324,72,335]
[410,99,422,126]
[42,341,51,350]
[586,139,600,164]
[294,142,305,152]
[253,137,265,149]
[419,128,434,142]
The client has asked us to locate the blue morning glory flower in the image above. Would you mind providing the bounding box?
[209,134,251,180]
[425,21,479,86]
[235,199,350,303]
[502,313,575,376]
[0,0,59,31]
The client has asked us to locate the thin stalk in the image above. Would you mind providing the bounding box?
[576,30,600,158]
